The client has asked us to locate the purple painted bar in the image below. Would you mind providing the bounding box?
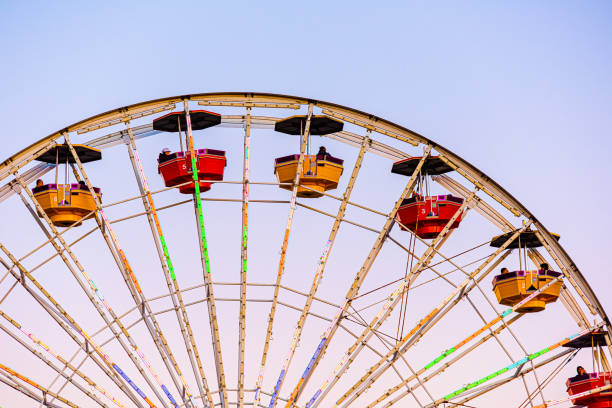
[32,184,55,193]
[33,183,101,194]
[199,148,226,156]
[274,153,344,166]
[275,154,300,165]
[538,269,562,278]
[320,155,344,165]
[567,372,599,384]
[69,184,101,194]
[400,194,463,207]
[446,195,464,204]
[493,269,561,285]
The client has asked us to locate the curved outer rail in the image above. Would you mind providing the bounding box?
[1,92,605,332]
[0,92,609,406]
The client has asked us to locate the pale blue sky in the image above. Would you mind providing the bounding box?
[1,1,611,407]
[4,0,609,303]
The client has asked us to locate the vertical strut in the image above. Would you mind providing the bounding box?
[183,99,228,408]
[50,138,198,406]
[282,132,371,408]
[124,123,215,408]
[238,107,251,407]
[252,104,313,408]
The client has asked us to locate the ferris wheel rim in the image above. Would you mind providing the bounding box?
[1,91,607,334]
[1,92,610,408]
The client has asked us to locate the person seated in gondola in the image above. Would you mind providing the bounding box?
[316,146,328,160]
[571,366,590,381]
[500,267,509,274]
[33,178,44,191]
[158,147,172,164]
[540,263,549,271]
[79,180,87,190]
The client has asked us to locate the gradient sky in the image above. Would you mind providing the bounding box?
[1,1,611,407]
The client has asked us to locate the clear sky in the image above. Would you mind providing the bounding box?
[1,1,611,407]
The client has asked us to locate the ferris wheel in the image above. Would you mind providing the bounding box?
[0,92,609,408]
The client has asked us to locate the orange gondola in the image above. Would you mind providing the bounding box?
[491,269,563,313]
[273,115,344,198]
[32,144,102,227]
[490,230,563,312]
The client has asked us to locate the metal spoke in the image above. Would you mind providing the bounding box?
[1,93,609,408]
[253,104,313,408]
[238,107,252,408]
[15,173,175,408]
[64,132,200,408]
[281,132,371,408]
[124,122,215,408]
[183,99,228,408]
[0,362,80,408]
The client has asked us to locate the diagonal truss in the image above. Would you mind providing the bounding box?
[0,243,147,407]
[15,176,171,407]
[286,148,433,408]
[64,133,197,408]
[0,93,608,408]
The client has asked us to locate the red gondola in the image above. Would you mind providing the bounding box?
[567,372,612,408]
[153,110,226,194]
[396,194,464,239]
[158,149,226,194]
[392,155,464,239]
[564,332,612,407]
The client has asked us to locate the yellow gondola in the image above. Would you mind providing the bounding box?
[492,269,563,313]
[275,154,343,198]
[490,230,563,313]
[32,144,102,227]
[273,115,344,198]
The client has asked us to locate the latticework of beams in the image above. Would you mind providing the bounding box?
[0,93,609,408]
